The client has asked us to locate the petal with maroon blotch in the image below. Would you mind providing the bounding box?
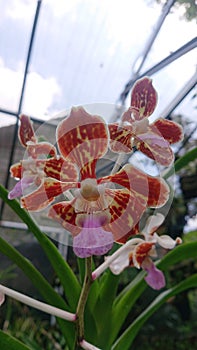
[136,133,174,166]
[38,157,78,181]
[21,178,79,211]
[10,162,22,179]
[147,176,169,208]
[27,141,57,159]
[18,115,36,147]
[57,106,108,180]
[48,199,80,235]
[99,164,150,203]
[130,77,158,120]
[150,118,183,144]
[98,163,169,208]
[104,188,147,242]
[133,242,154,268]
[108,123,133,153]
[117,223,139,244]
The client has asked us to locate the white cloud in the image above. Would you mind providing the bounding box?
[0,58,61,123]
[46,0,82,17]
[0,57,22,110]
[4,0,36,21]
[23,71,61,118]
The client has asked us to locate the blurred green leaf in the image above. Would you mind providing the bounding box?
[109,272,146,345]
[0,330,32,350]
[0,265,16,282]
[183,231,197,243]
[158,241,197,270]
[164,147,197,179]
[92,270,120,349]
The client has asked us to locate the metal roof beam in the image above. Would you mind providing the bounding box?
[119,37,197,104]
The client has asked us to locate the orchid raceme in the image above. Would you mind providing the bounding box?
[109,77,183,166]
[9,107,170,258]
[93,213,182,290]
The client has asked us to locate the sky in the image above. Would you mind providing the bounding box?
[0,0,196,127]
[0,0,196,232]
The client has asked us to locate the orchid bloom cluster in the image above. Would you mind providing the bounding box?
[8,77,183,290]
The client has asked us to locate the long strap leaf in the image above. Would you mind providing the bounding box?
[0,330,32,350]
[112,273,197,350]
[164,146,197,179]
[0,236,75,348]
[0,184,81,310]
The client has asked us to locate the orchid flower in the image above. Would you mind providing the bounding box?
[93,213,182,290]
[9,107,170,258]
[108,77,183,166]
[8,114,78,200]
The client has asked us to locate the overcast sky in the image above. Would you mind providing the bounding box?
[0,0,196,232]
[0,0,196,127]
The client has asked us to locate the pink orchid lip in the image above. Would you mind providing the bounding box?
[73,213,113,258]
[76,211,111,228]
[142,259,165,290]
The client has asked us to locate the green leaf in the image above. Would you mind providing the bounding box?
[183,230,197,243]
[157,241,197,270]
[0,330,32,350]
[112,273,197,350]
[109,272,146,345]
[88,270,119,349]
[0,184,81,310]
[164,146,197,179]
[0,236,76,349]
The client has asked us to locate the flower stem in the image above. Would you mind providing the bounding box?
[80,339,101,350]
[0,284,76,321]
[75,257,93,347]
[92,238,142,280]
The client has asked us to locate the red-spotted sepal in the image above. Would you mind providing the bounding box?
[130,77,158,120]
[18,114,36,147]
[26,142,57,159]
[48,199,80,235]
[40,157,78,182]
[104,188,146,242]
[150,118,184,144]
[108,123,133,153]
[57,106,109,180]
[136,132,174,166]
[21,179,79,211]
[10,162,22,179]
[98,164,170,208]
